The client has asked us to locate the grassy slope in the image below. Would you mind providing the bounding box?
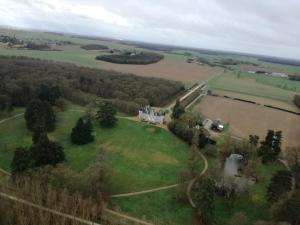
[208,72,298,102]
[0,110,192,194]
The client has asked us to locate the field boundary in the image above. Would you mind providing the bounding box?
[209,94,300,116]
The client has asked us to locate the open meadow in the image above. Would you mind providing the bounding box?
[194,95,300,149]
[0,110,193,194]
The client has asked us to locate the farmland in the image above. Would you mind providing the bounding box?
[208,72,298,102]
[0,28,221,84]
[194,95,300,149]
[101,59,222,84]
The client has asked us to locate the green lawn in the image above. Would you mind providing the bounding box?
[208,72,298,102]
[110,189,194,225]
[0,110,192,194]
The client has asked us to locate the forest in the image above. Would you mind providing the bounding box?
[96,51,164,64]
[80,44,109,50]
[0,56,184,114]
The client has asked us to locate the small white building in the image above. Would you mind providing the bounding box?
[138,106,165,124]
[271,72,288,78]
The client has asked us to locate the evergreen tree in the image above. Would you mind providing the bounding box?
[198,129,208,148]
[10,147,32,175]
[172,100,185,119]
[273,131,282,157]
[32,126,44,144]
[271,190,300,225]
[30,133,65,167]
[267,170,292,203]
[249,134,259,147]
[96,101,117,127]
[38,84,61,105]
[194,177,215,225]
[71,117,94,145]
[259,130,282,163]
[24,99,56,132]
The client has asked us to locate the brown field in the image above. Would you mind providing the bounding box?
[194,96,300,149]
[212,90,300,112]
[100,59,222,84]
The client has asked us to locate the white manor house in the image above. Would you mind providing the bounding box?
[138,105,166,124]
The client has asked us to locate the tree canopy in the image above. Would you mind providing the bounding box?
[0,56,184,112]
[259,130,282,163]
[267,170,292,203]
[30,133,65,168]
[96,101,117,127]
[172,100,185,119]
[71,117,94,145]
[193,177,216,225]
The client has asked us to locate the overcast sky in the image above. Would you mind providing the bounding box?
[1,0,300,59]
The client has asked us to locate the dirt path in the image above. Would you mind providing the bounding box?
[110,183,179,198]
[0,113,24,124]
[104,208,154,225]
[186,151,208,208]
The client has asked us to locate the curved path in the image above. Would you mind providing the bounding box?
[186,151,208,208]
[110,151,208,199]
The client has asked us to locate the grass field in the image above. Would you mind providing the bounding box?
[208,72,298,102]
[110,189,194,225]
[0,110,193,194]
[194,96,300,149]
[239,72,300,92]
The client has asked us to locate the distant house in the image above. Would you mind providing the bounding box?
[138,105,165,124]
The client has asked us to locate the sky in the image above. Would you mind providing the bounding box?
[1,0,300,59]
